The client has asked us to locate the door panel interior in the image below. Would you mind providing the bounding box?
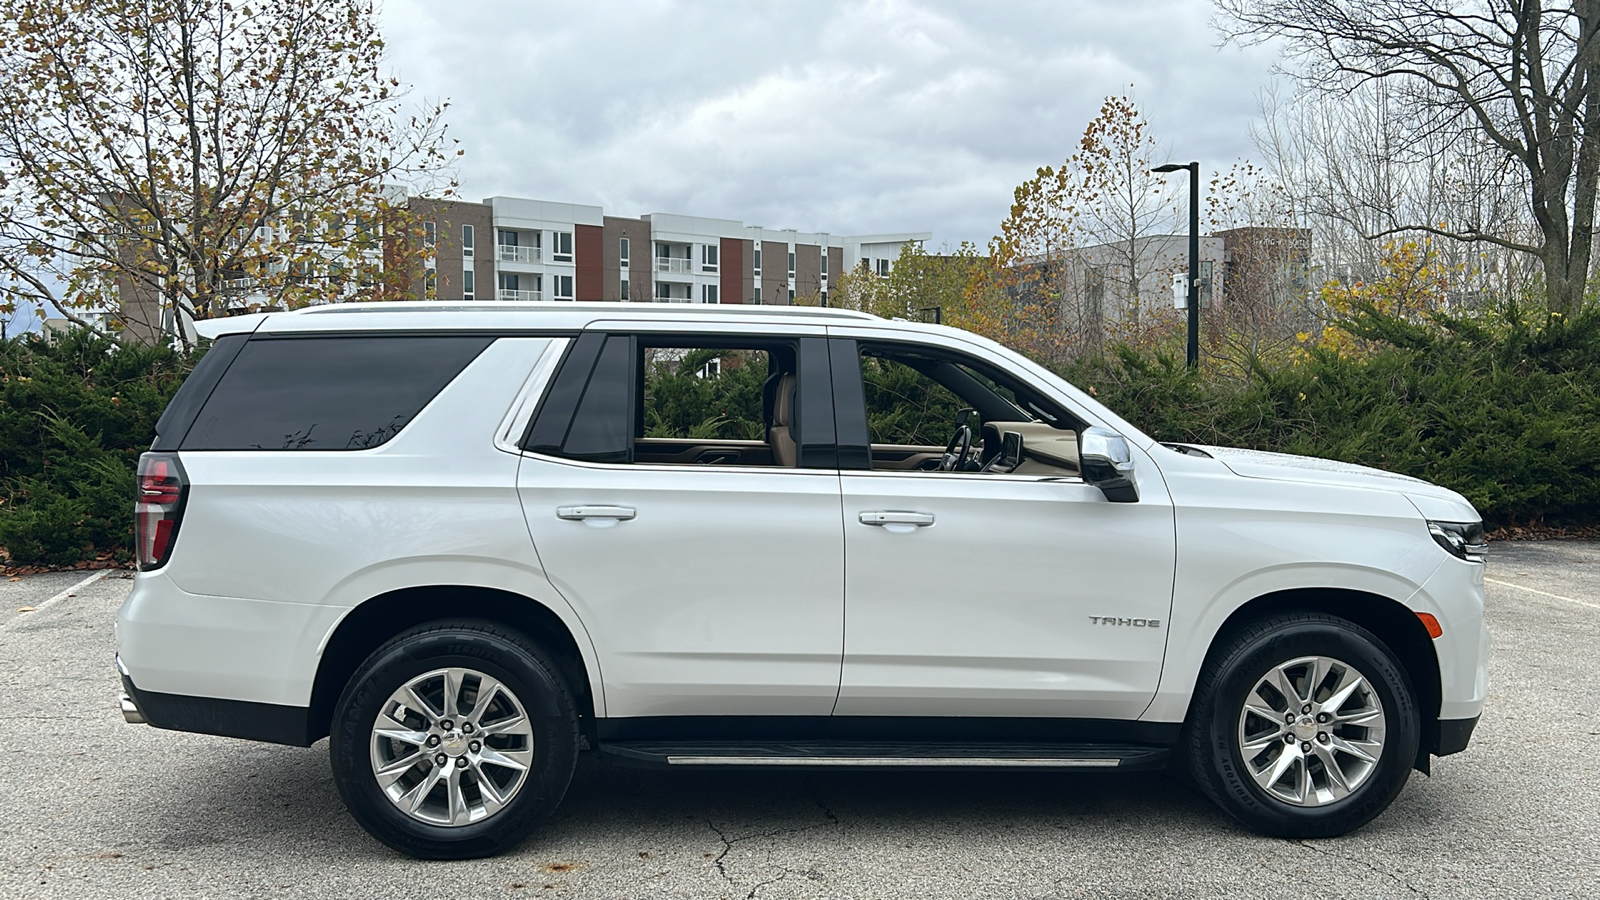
[635,438,775,467]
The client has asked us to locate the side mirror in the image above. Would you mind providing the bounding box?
[1079,427,1139,502]
[999,431,1023,469]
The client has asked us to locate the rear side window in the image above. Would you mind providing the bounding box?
[151,333,248,451]
[180,335,493,450]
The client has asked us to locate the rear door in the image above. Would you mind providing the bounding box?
[516,328,847,718]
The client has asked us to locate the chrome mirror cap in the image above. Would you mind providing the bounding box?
[1079,427,1139,503]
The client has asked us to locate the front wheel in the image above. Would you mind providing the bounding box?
[1184,613,1420,838]
[330,621,579,859]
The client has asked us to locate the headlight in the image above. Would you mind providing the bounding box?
[1428,520,1487,563]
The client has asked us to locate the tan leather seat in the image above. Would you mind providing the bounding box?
[768,373,797,467]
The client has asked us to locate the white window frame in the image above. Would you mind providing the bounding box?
[753,247,762,274]
[787,250,795,278]
[461,224,474,258]
[423,220,437,249]
[702,283,719,304]
[463,269,475,299]
[552,231,574,263]
[701,243,719,273]
[620,237,630,269]
[620,278,630,301]
[553,273,574,300]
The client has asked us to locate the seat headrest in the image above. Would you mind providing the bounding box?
[770,373,797,427]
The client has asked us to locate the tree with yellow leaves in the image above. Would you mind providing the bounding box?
[0,0,459,346]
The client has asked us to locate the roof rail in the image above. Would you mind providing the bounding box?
[298,301,882,322]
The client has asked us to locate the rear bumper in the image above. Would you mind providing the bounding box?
[118,659,313,746]
[1434,715,1479,757]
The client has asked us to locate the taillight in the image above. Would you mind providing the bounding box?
[135,452,188,570]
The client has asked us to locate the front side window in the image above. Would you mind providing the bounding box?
[702,284,718,304]
[552,231,573,262]
[620,237,630,268]
[620,278,630,301]
[553,274,574,300]
[701,244,719,272]
[423,221,437,249]
[850,342,1079,475]
[787,251,795,277]
[754,247,762,273]
[463,269,475,299]
[461,224,474,258]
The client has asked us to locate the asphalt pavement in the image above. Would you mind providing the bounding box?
[0,543,1596,899]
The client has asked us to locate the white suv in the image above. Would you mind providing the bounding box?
[116,302,1487,858]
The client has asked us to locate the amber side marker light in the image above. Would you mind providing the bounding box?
[1417,613,1443,639]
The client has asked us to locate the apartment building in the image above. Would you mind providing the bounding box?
[402,196,929,307]
[110,194,929,343]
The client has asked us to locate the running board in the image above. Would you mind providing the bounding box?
[599,741,1169,771]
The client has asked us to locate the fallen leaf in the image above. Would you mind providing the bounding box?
[16,606,36,612]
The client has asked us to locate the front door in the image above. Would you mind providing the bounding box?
[829,336,1176,719]
[517,331,846,718]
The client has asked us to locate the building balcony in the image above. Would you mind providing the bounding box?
[656,257,693,275]
[498,245,542,264]
[498,289,543,301]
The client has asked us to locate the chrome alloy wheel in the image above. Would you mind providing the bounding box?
[1236,655,1387,807]
[370,667,536,826]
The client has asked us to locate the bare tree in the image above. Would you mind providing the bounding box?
[1218,0,1600,317]
[1251,81,1541,307]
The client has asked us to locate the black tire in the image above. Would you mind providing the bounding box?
[330,620,579,859]
[1183,612,1420,838]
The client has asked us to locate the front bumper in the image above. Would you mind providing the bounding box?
[1435,715,1480,756]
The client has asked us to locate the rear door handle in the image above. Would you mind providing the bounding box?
[859,510,935,527]
[557,505,636,522]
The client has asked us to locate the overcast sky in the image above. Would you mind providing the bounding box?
[381,0,1284,249]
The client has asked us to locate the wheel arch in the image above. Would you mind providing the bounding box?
[307,585,599,745]
[1199,587,1442,774]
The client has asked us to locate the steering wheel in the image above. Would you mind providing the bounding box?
[939,408,977,472]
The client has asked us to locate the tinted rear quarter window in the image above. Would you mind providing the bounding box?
[151,333,249,451]
[180,335,493,450]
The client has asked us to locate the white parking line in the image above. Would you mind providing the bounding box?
[1485,576,1600,611]
[1,569,111,629]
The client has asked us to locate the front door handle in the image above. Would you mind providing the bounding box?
[859,510,935,527]
[557,505,637,522]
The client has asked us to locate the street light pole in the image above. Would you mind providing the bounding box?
[1153,161,1200,368]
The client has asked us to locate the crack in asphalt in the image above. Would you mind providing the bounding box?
[1290,839,1431,898]
[703,796,843,898]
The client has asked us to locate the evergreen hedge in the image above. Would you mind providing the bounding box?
[1062,302,1600,527]
[0,303,1594,567]
[0,331,199,566]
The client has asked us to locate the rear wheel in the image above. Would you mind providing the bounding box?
[1184,613,1420,838]
[330,621,579,859]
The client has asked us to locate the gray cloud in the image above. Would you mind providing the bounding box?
[381,0,1281,247]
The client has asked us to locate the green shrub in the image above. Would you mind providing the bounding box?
[0,329,200,566]
[1062,302,1600,528]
